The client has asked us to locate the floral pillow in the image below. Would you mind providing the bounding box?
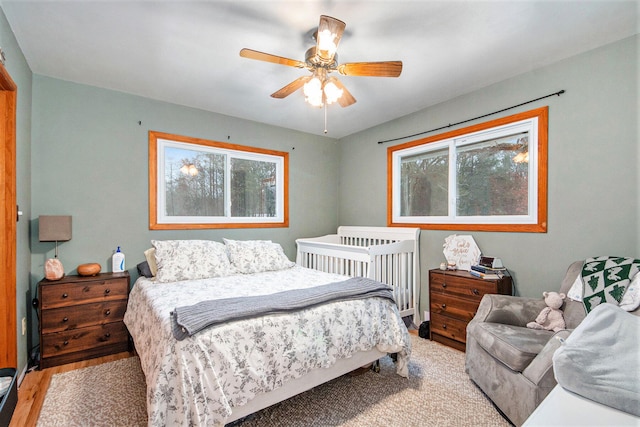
[151,239,236,283]
[223,238,295,274]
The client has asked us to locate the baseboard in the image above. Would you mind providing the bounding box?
[17,364,28,387]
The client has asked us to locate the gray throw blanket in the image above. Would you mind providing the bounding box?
[171,277,395,340]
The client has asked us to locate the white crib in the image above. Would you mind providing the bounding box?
[296,226,421,322]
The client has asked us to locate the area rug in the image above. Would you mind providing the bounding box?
[37,357,147,427]
[37,335,510,426]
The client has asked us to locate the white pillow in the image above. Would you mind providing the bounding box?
[619,272,640,311]
[151,239,236,283]
[144,247,158,277]
[223,239,295,274]
[567,274,583,302]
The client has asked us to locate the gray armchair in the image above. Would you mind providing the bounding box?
[465,261,590,426]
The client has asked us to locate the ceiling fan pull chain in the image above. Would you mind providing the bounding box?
[324,102,328,134]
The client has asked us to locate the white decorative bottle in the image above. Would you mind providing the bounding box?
[112,246,125,272]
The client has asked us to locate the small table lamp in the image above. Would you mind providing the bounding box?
[39,215,72,280]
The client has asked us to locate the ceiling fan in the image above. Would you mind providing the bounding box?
[239,15,402,109]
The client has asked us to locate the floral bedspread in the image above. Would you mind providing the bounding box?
[123,266,411,426]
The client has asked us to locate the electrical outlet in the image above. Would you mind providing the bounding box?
[22,317,27,336]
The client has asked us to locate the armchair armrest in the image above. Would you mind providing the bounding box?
[523,329,572,387]
[472,294,549,327]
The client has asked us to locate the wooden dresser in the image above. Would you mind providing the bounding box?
[38,271,130,368]
[429,269,512,351]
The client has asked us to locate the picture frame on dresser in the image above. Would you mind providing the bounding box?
[37,271,131,369]
[429,269,512,351]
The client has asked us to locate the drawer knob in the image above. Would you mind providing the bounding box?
[441,283,447,288]
[105,309,111,316]
[63,340,69,346]
[105,288,111,294]
[62,293,68,299]
[472,289,480,295]
[441,303,446,309]
[105,332,111,339]
[442,324,447,329]
[62,317,68,322]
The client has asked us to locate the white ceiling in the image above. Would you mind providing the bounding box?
[1,1,638,138]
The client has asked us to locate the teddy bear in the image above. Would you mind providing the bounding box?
[526,291,566,332]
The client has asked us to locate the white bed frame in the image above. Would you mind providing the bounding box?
[295,226,421,322]
[227,347,386,423]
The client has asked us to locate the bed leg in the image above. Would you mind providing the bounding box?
[372,359,380,373]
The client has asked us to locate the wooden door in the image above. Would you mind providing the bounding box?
[0,62,17,368]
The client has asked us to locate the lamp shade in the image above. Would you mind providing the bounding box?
[39,215,72,242]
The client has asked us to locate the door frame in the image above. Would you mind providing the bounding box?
[0,62,17,368]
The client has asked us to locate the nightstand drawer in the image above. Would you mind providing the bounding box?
[40,300,127,333]
[430,273,497,301]
[41,321,128,358]
[40,277,128,309]
[430,292,479,321]
[430,313,467,342]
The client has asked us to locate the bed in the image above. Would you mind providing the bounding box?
[124,238,411,426]
[296,226,421,322]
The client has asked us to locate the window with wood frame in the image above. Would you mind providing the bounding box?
[149,131,288,229]
[387,107,547,232]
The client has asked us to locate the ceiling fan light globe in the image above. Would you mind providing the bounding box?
[317,29,337,57]
[305,94,323,107]
[303,77,322,97]
[324,81,343,104]
[304,79,323,107]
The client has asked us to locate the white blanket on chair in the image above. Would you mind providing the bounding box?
[552,303,640,417]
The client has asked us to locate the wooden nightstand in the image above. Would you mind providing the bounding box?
[429,269,512,351]
[38,271,131,369]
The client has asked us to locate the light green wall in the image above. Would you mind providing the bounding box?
[30,76,340,268]
[338,35,639,318]
[0,7,32,376]
[29,76,340,349]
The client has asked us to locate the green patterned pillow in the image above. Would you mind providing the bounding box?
[581,256,640,313]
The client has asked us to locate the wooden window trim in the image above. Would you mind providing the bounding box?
[387,106,548,232]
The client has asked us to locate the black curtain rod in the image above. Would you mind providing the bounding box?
[377,89,565,145]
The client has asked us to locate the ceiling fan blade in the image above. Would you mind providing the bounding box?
[337,61,403,77]
[240,48,307,69]
[328,77,356,107]
[315,15,346,63]
[271,76,311,99]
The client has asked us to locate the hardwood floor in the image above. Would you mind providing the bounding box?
[8,351,134,427]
